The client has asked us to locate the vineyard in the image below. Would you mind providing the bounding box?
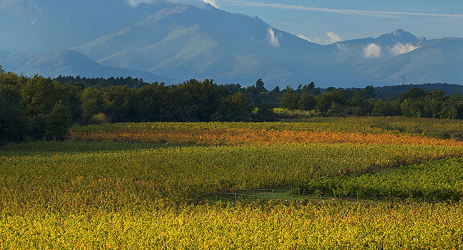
[1,117,463,248]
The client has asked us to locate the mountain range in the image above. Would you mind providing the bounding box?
[0,0,462,89]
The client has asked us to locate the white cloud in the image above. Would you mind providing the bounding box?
[268,27,280,47]
[298,32,342,45]
[220,0,463,18]
[390,43,419,55]
[364,43,382,58]
[298,34,320,44]
[297,34,309,41]
[202,0,218,8]
[326,32,341,44]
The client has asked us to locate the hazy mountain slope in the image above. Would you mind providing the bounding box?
[321,30,463,86]
[74,4,328,87]
[328,29,424,64]
[0,0,169,52]
[356,38,463,85]
[75,4,463,88]
[1,1,461,88]
[0,50,170,83]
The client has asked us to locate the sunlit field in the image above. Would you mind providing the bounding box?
[2,117,463,249]
[70,117,463,146]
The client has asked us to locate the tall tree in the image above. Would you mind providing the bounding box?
[213,92,254,122]
[101,85,132,122]
[256,79,266,92]
[21,75,61,116]
[298,92,316,110]
[279,86,300,110]
[80,87,103,123]
[0,84,27,144]
[45,101,73,141]
[316,89,346,113]
[134,82,166,122]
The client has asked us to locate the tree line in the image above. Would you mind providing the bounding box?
[222,80,463,119]
[0,68,276,145]
[274,85,463,119]
[2,66,463,145]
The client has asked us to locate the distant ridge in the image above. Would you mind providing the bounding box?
[0,50,171,83]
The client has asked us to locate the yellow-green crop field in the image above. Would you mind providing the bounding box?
[1,117,463,249]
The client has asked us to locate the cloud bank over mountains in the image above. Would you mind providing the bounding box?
[363,43,419,58]
[390,43,419,55]
[267,28,280,48]
[364,44,382,58]
[298,32,342,45]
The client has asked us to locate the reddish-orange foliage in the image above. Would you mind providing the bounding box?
[70,128,463,146]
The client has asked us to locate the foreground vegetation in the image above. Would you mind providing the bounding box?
[298,156,463,201]
[1,141,462,209]
[2,201,463,249]
[1,117,463,248]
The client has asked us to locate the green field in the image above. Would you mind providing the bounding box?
[1,117,463,249]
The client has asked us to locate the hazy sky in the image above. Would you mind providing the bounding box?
[208,0,463,44]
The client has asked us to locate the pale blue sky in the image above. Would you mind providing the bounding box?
[209,0,463,44]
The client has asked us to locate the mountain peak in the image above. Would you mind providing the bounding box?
[390,29,417,39]
[376,29,419,45]
[392,29,406,36]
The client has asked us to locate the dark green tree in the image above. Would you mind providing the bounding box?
[346,90,373,116]
[424,90,447,118]
[58,83,84,123]
[298,92,316,110]
[134,82,166,122]
[45,101,73,141]
[101,85,132,123]
[213,92,254,122]
[372,99,401,116]
[0,66,26,87]
[80,87,103,123]
[28,114,47,140]
[0,84,28,144]
[316,90,346,114]
[163,79,229,122]
[439,94,463,119]
[279,86,300,110]
[361,85,375,99]
[220,84,242,94]
[398,87,427,102]
[256,79,266,92]
[21,75,61,116]
[400,98,425,117]
[302,82,316,94]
